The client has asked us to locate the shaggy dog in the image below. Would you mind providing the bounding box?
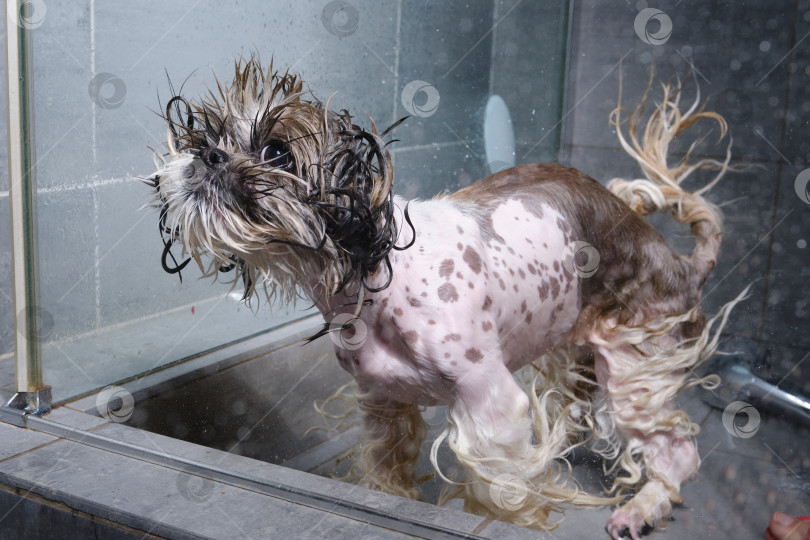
[146,58,741,538]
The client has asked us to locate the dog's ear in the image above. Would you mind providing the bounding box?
[312,115,411,294]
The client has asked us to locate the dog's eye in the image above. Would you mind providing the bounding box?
[259,141,293,169]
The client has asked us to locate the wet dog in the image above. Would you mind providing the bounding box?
[146,58,741,538]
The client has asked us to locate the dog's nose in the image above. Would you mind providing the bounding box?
[200,147,229,168]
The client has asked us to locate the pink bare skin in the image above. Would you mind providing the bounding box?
[319,195,580,406]
[311,164,711,538]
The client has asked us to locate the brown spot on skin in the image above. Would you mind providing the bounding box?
[457,225,464,234]
[403,331,418,344]
[450,359,457,365]
[394,307,404,316]
[421,292,428,297]
[494,246,501,252]
[493,271,500,279]
[550,276,560,300]
[381,298,388,308]
[550,303,565,325]
[482,321,493,332]
[521,300,527,313]
[525,238,533,244]
[499,279,506,290]
[553,261,560,272]
[518,268,526,279]
[439,259,454,279]
[538,282,549,300]
[409,297,421,307]
[405,286,410,292]
[428,320,436,325]
[465,348,483,363]
[422,278,428,284]
[507,247,515,255]
[457,242,463,251]
[543,243,548,248]
[528,263,537,275]
[456,272,463,279]
[509,268,515,276]
[482,296,492,311]
[445,353,451,359]
[468,282,474,289]
[565,281,572,294]
[525,312,533,324]
[445,333,462,342]
[438,283,459,303]
[513,284,519,292]
[462,246,483,274]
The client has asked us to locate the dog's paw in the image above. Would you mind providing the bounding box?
[607,506,654,539]
[607,479,672,538]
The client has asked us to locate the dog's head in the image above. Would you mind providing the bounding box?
[146,57,407,304]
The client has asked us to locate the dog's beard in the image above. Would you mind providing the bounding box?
[147,57,408,306]
[153,138,335,305]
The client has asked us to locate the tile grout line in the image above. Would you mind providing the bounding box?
[93,187,102,329]
[756,0,801,340]
[36,176,135,194]
[90,0,97,164]
[0,438,63,465]
[488,0,499,98]
[36,293,229,350]
[390,139,478,153]
[566,144,790,167]
[0,482,165,539]
[392,0,402,128]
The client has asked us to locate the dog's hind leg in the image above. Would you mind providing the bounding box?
[594,344,701,540]
[355,397,427,499]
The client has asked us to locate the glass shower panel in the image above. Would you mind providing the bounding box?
[22,0,569,403]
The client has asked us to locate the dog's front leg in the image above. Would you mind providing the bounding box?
[441,362,558,525]
[355,396,427,500]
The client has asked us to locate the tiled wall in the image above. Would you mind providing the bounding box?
[561,1,810,390]
[4,1,807,394]
[0,1,568,395]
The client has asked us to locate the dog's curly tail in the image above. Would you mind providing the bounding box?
[607,69,733,280]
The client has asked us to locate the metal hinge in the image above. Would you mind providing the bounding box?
[0,388,52,427]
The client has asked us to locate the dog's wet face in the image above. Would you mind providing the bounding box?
[146,57,404,302]
[151,62,330,258]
